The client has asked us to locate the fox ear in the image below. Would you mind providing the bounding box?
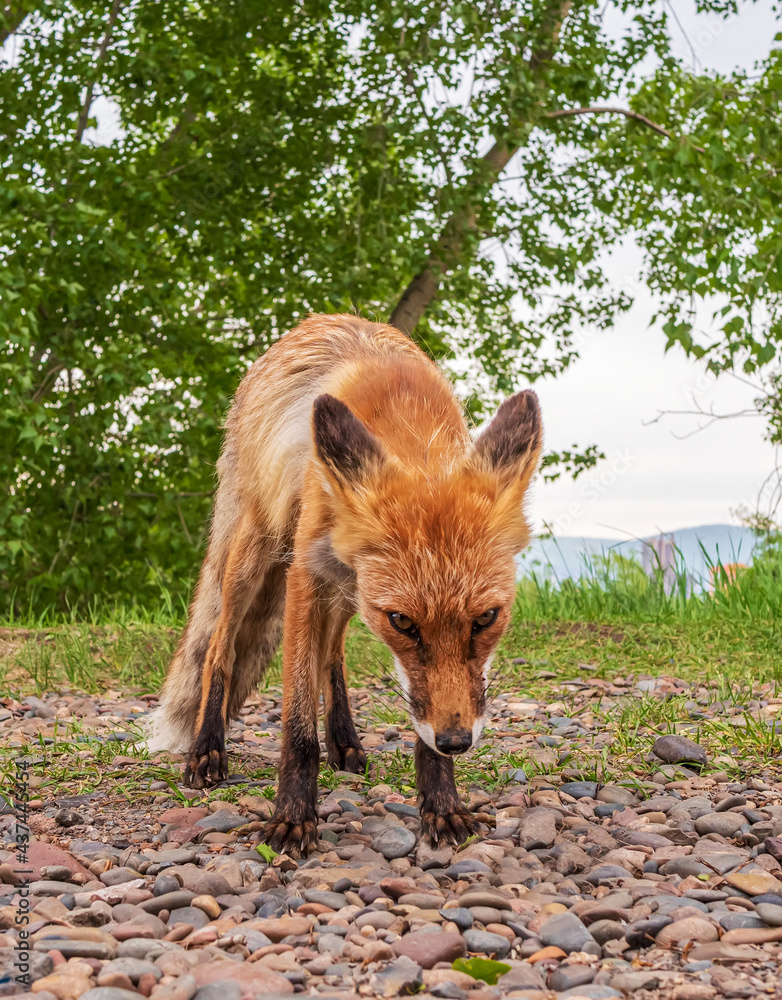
[313,394,385,489]
[470,390,542,488]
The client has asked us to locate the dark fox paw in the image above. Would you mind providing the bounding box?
[327,743,368,774]
[265,807,318,859]
[184,729,227,789]
[420,802,474,845]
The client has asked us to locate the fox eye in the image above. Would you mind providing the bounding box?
[472,608,498,632]
[389,612,418,636]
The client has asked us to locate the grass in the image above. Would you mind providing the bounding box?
[1,544,781,802]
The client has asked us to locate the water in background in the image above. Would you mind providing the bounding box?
[518,524,758,590]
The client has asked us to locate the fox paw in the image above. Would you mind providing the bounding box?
[327,744,368,774]
[184,730,228,789]
[420,803,474,845]
[265,809,318,859]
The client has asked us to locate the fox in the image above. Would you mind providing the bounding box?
[148,313,542,856]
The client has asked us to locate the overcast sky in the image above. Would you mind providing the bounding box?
[528,0,780,541]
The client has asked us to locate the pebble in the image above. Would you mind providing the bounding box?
[393,931,466,968]
[463,929,511,958]
[652,734,708,767]
[539,913,597,953]
[655,918,719,946]
[373,826,417,859]
[756,902,782,925]
[7,678,782,1000]
[725,871,782,896]
[518,807,557,849]
[370,956,423,997]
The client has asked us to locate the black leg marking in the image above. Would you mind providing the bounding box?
[415,738,474,845]
[325,660,367,773]
[264,716,320,858]
[184,669,228,789]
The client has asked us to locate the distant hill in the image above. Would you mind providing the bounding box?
[518,524,759,586]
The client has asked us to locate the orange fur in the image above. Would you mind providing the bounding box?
[149,314,542,853]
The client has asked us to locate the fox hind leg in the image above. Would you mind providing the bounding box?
[185,520,270,789]
[324,657,366,774]
[225,561,287,723]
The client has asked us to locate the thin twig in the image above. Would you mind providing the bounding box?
[546,105,706,153]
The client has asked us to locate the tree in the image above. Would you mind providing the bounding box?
[0,0,766,611]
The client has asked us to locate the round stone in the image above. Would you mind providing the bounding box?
[373,826,417,859]
[539,912,596,953]
[756,902,782,926]
[652,734,707,768]
[560,781,598,799]
[463,929,510,958]
[694,812,745,837]
[439,908,473,930]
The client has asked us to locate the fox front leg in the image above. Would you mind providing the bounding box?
[265,714,320,857]
[415,738,475,844]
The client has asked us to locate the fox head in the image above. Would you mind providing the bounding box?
[313,390,542,756]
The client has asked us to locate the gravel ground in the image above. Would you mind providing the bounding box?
[2,679,782,1000]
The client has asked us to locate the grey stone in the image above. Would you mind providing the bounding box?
[369,956,423,997]
[587,919,626,945]
[439,908,473,930]
[539,912,596,953]
[652,734,707,768]
[100,867,143,886]
[373,826,417,860]
[584,864,634,883]
[560,782,598,799]
[303,889,348,910]
[193,809,246,832]
[548,965,596,992]
[168,905,211,928]
[661,855,740,877]
[462,929,510,958]
[28,880,83,896]
[100,958,162,984]
[623,916,672,949]
[715,913,765,931]
[153,875,182,896]
[316,934,345,957]
[32,940,113,960]
[140,890,197,914]
[443,860,492,878]
[756,902,782,926]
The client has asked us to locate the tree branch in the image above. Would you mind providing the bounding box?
[1,2,28,45]
[74,0,122,143]
[389,1,572,337]
[546,105,706,153]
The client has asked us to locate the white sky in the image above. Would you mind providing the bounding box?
[528,0,781,540]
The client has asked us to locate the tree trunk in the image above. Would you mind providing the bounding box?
[389,1,572,337]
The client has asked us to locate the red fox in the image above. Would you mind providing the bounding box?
[149,314,541,855]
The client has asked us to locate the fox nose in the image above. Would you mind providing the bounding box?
[435,728,473,755]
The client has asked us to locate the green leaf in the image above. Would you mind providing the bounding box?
[451,958,511,985]
[256,843,279,863]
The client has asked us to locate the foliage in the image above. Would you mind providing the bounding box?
[452,958,511,985]
[1,0,775,610]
